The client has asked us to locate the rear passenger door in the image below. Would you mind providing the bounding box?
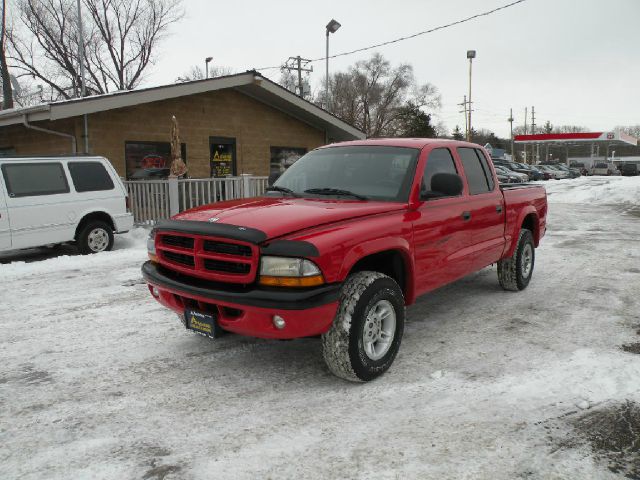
[456,147,505,271]
[0,177,10,250]
[1,162,74,249]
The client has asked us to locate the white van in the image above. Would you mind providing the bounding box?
[0,156,133,254]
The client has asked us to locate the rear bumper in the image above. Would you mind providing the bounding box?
[142,261,340,339]
[114,213,134,233]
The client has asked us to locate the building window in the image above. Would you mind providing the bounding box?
[270,147,307,176]
[125,141,186,180]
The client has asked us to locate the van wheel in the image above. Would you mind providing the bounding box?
[497,229,535,291]
[322,271,405,382]
[77,221,114,254]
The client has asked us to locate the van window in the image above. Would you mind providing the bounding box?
[68,162,115,192]
[2,162,69,197]
[457,148,491,194]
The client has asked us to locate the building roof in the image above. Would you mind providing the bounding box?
[514,131,638,146]
[0,71,365,141]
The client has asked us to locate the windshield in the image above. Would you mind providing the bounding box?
[273,146,420,202]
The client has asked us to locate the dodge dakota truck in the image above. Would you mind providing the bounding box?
[142,139,547,382]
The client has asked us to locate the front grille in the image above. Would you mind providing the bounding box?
[163,251,195,267]
[156,232,258,284]
[204,259,251,275]
[163,235,194,249]
[203,240,252,257]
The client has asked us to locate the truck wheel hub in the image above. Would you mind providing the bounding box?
[362,299,396,361]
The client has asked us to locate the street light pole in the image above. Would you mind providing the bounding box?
[466,50,476,142]
[205,57,213,79]
[325,19,341,110]
[76,0,88,153]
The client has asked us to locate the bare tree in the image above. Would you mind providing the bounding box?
[1,0,12,108]
[321,53,440,137]
[175,64,234,82]
[8,0,183,101]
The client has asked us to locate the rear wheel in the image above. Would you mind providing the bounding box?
[77,221,114,254]
[497,228,535,291]
[322,271,405,382]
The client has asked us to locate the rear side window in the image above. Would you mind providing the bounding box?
[475,149,495,191]
[457,148,493,194]
[68,162,114,192]
[1,162,69,197]
[421,148,458,196]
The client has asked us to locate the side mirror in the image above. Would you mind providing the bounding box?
[421,173,463,200]
[268,172,281,186]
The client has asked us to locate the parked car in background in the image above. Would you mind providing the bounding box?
[0,156,133,254]
[494,165,523,183]
[589,162,610,176]
[570,162,589,176]
[515,163,546,181]
[621,163,639,176]
[494,160,531,181]
[554,164,581,178]
[538,165,568,179]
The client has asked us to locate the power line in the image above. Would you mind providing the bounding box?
[255,0,527,70]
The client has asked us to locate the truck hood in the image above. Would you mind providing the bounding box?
[173,196,405,241]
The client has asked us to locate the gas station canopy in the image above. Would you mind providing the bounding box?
[514,131,637,146]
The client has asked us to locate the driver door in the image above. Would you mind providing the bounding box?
[412,147,470,295]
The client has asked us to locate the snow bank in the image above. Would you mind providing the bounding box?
[0,226,149,281]
[544,176,640,205]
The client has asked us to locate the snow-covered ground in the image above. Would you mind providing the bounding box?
[1,176,639,480]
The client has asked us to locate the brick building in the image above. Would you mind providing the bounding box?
[0,71,364,179]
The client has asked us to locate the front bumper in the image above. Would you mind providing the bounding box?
[142,261,340,339]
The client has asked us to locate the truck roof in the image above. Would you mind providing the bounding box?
[320,138,483,150]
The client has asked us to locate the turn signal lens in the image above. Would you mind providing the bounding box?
[147,230,157,262]
[259,275,325,288]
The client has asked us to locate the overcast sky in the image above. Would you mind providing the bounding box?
[149,0,640,138]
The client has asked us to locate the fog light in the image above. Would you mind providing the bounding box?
[151,286,160,298]
[273,315,286,330]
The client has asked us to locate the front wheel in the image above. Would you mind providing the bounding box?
[497,228,535,291]
[322,271,405,382]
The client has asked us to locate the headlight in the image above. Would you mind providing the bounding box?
[147,230,157,262]
[259,256,324,287]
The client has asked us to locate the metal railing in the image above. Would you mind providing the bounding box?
[123,175,269,225]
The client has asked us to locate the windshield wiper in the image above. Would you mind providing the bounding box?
[304,188,368,200]
[265,186,300,197]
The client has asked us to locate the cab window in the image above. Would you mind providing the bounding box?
[420,148,458,199]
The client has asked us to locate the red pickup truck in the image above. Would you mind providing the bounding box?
[142,139,547,381]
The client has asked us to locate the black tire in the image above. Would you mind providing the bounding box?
[497,228,535,291]
[322,271,405,382]
[77,221,114,254]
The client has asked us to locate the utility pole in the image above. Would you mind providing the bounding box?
[508,108,514,161]
[531,106,536,164]
[524,107,528,164]
[466,50,476,142]
[458,95,468,137]
[282,56,313,98]
[76,0,88,153]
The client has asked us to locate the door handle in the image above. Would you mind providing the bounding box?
[496,205,503,213]
[462,211,471,221]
